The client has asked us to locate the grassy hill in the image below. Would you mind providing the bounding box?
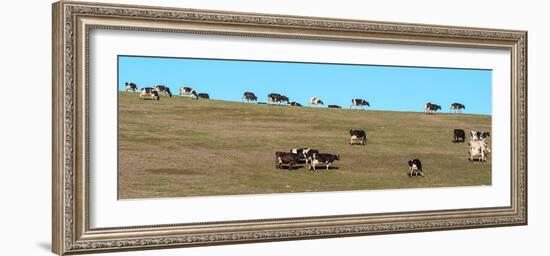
[118,92,491,199]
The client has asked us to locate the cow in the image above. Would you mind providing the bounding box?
[289,102,302,107]
[425,103,442,114]
[154,85,172,97]
[309,97,324,106]
[125,82,137,92]
[290,148,319,165]
[328,105,341,109]
[468,140,491,162]
[139,87,160,100]
[242,92,257,102]
[268,93,289,104]
[470,131,490,141]
[450,103,466,113]
[180,87,198,100]
[407,159,424,177]
[453,129,466,143]
[349,130,367,145]
[351,99,370,109]
[275,152,300,170]
[198,93,210,99]
[308,153,340,171]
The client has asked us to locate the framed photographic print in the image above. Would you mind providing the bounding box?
[52,1,527,255]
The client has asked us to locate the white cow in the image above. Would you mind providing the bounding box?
[309,97,324,106]
[468,140,491,162]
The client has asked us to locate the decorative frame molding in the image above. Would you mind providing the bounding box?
[52,1,527,255]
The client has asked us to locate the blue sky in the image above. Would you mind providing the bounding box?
[118,56,492,115]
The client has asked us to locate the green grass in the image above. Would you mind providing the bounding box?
[118,92,491,199]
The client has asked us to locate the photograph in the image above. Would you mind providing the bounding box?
[117,55,492,199]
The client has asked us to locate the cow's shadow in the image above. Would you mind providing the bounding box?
[307,166,340,171]
[277,165,306,170]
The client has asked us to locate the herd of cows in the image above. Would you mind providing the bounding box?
[124,82,490,177]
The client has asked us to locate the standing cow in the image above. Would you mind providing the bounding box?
[349,130,367,145]
[180,87,198,100]
[450,103,466,113]
[139,87,160,100]
[351,99,370,109]
[290,148,319,165]
[125,82,137,92]
[468,140,491,162]
[453,129,466,143]
[470,131,490,141]
[308,153,340,171]
[242,92,258,102]
[309,97,324,106]
[268,93,289,105]
[154,85,172,97]
[275,152,300,170]
[425,103,442,114]
[407,159,424,177]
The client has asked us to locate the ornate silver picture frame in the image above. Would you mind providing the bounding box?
[52,1,527,255]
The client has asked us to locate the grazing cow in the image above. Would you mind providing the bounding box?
[468,140,491,162]
[180,87,198,100]
[470,131,490,141]
[290,148,319,165]
[351,99,370,109]
[198,93,210,99]
[139,87,160,100]
[268,93,289,104]
[125,82,137,92]
[425,103,442,114]
[453,129,466,143]
[275,152,300,170]
[242,92,258,102]
[289,102,302,107]
[154,85,172,97]
[407,159,424,177]
[450,103,466,113]
[328,105,341,109]
[349,130,367,145]
[309,97,324,106]
[308,153,340,171]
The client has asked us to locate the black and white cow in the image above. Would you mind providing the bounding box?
[351,99,370,109]
[349,130,367,145]
[407,159,424,177]
[180,87,198,100]
[450,103,466,113]
[290,148,319,165]
[328,105,341,109]
[470,131,490,141]
[275,152,300,170]
[198,93,210,99]
[139,87,160,100]
[308,153,340,171]
[268,93,289,104]
[453,129,466,143]
[424,103,442,114]
[289,102,302,107]
[309,97,324,106]
[154,85,172,97]
[125,82,137,92]
[242,92,257,102]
